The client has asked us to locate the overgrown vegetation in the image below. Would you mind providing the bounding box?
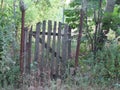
[64,0,120,87]
[0,0,120,89]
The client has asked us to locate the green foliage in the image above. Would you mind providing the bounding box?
[64,0,80,29]
[102,6,120,34]
[91,41,120,82]
[64,0,102,29]
[24,0,63,25]
[0,1,20,87]
[65,9,80,29]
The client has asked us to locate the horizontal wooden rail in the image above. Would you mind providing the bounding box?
[32,31,70,36]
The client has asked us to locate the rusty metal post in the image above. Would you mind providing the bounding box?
[19,0,26,75]
[75,9,84,69]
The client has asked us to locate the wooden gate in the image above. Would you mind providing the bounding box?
[24,20,71,78]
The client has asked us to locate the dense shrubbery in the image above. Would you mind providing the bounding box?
[91,41,120,83]
[0,6,20,87]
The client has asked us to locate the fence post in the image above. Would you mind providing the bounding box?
[75,9,84,69]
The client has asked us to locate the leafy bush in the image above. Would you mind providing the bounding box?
[91,41,120,83]
[0,6,20,87]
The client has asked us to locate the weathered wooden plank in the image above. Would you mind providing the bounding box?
[51,21,57,78]
[56,22,62,77]
[56,22,62,62]
[41,20,46,68]
[62,24,68,66]
[46,20,52,65]
[27,26,33,74]
[68,26,71,59]
[34,22,41,63]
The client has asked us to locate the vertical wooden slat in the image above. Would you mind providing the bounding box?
[68,26,71,59]
[27,26,32,74]
[41,21,46,69]
[66,26,69,60]
[56,22,62,61]
[62,24,68,69]
[56,22,62,77]
[46,20,52,66]
[34,22,41,63]
[24,27,28,73]
[51,21,57,78]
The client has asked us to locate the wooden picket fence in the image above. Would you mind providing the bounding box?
[23,20,71,79]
